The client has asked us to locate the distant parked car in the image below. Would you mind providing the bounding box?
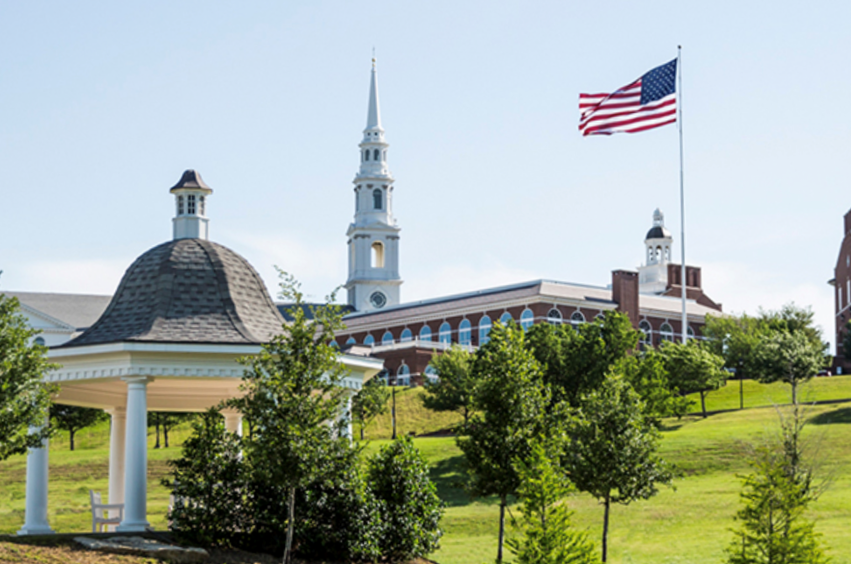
[817,369,832,377]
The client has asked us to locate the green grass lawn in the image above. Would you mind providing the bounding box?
[4,377,851,563]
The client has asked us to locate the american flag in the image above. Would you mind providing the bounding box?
[579,59,677,136]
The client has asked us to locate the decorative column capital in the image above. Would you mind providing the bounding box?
[121,376,153,386]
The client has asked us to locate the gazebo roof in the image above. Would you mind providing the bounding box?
[62,238,285,347]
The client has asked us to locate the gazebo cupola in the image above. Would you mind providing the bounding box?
[170,169,212,240]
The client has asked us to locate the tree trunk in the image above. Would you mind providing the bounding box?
[164,424,170,448]
[154,414,161,449]
[391,387,397,440]
[602,492,611,562]
[360,424,364,441]
[700,391,707,418]
[792,380,798,406]
[69,429,76,451]
[497,495,506,563]
[283,487,296,564]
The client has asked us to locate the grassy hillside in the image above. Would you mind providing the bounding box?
[4,377,851,563]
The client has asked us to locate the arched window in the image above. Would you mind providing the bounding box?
[499,312,512,326]
[571,311,586,328]
[439,322,452,344]
[373,189,383,210]
[479,315,492,345]
[364,149,369,161]
[346,337,356,345]
[546,308,562,324]
[329,340,338,348]
[424,364,438,381]
[400,328,413,342]
[397,363,411,386]
[374,148,380,161]
[520,308,534,330]
[655,246,661,260]
[639,320,652,342]
[34,337,45,346]
[660,323,674,342]
[177,195,184,215]
[595,313,606,322]
[459,319,472,345]
[687,326,695,338]
[382,331,394,345]
[364,334,375,346]
[419,325,432,342]
[371,241,385,268]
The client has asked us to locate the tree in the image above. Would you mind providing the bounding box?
[617,349,691,422]
[506,441,599,564]
[150,412,194,448]
[726,406,829,564]
[421,345,476,429]
[0,293,56,461]
[458,322,550,563]
[661,340,727,418]
[526,311,639,407]
[561,375,673,563]
[49,404,107,451]
[351,377,390,440]
[367,436,444,562]
[228,271,352,564]
[753,330,827,405]
[703,313,771,382]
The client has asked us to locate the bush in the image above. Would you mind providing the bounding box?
[367,435,444,562]
[164,409,249,547]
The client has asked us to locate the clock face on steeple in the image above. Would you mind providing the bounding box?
[370,291,387,309]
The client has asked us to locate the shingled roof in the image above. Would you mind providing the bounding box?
[62,239,284,347]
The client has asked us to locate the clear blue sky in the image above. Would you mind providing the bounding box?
[2,1,848,349]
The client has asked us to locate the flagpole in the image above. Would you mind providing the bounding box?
[678,45,688,342]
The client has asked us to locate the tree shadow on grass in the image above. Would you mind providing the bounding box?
[429,455,471,507]
[809,407,851,426]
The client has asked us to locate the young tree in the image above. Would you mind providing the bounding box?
[661,340,727,418]
[526,311,639,407]
[458,322,550,563]
[617,349,691,422]
[561,375,673,563]
[506,441,598,564]
[703,313,770,382]
[753,330,827,405]
[49,404,107,451]
[351,377,390,440]
[229,272,352,564]
[726,406,829,564]
[421,345,475,429]
[367,436,444,562]
[0,293,56,461]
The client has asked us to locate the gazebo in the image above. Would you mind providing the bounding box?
[17,170,383,534]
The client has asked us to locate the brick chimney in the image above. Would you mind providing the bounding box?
[612,270,639,327]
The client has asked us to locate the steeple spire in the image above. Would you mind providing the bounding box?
[366,58,382,131]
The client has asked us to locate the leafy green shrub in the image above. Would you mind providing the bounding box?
[367,435,444,562]
[164,409,249,547]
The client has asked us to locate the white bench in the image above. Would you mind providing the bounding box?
[89,490,124,532]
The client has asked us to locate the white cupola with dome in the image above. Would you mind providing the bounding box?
[638,208,674,294]
[344,59,403,312]
[170,169,212,240]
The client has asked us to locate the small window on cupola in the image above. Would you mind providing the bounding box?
[199,196,205,216]
[187,194,196,214]
[177,196,184,215]
[364,150,369,161]
[373,189,382,210]
[374,149,380,160]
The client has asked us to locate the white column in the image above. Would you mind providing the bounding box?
[107,407,126,520]
[222,410,243,437]
[117,376,152,532]
[17,422,54,535]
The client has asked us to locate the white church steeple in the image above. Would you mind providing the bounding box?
[638,208,673,294]
[170,169,212,240]
[345,59,402,312]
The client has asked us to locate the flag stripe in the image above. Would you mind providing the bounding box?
[580,96,676,128]
[582,108,677,135]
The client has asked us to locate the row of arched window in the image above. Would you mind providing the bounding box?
[638,319,696,344]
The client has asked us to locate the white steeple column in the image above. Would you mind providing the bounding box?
[117,376,152,532]
[107,406,126,520]
[345,59,403,312]
[222,409,243,437]
[17,421,54,535]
